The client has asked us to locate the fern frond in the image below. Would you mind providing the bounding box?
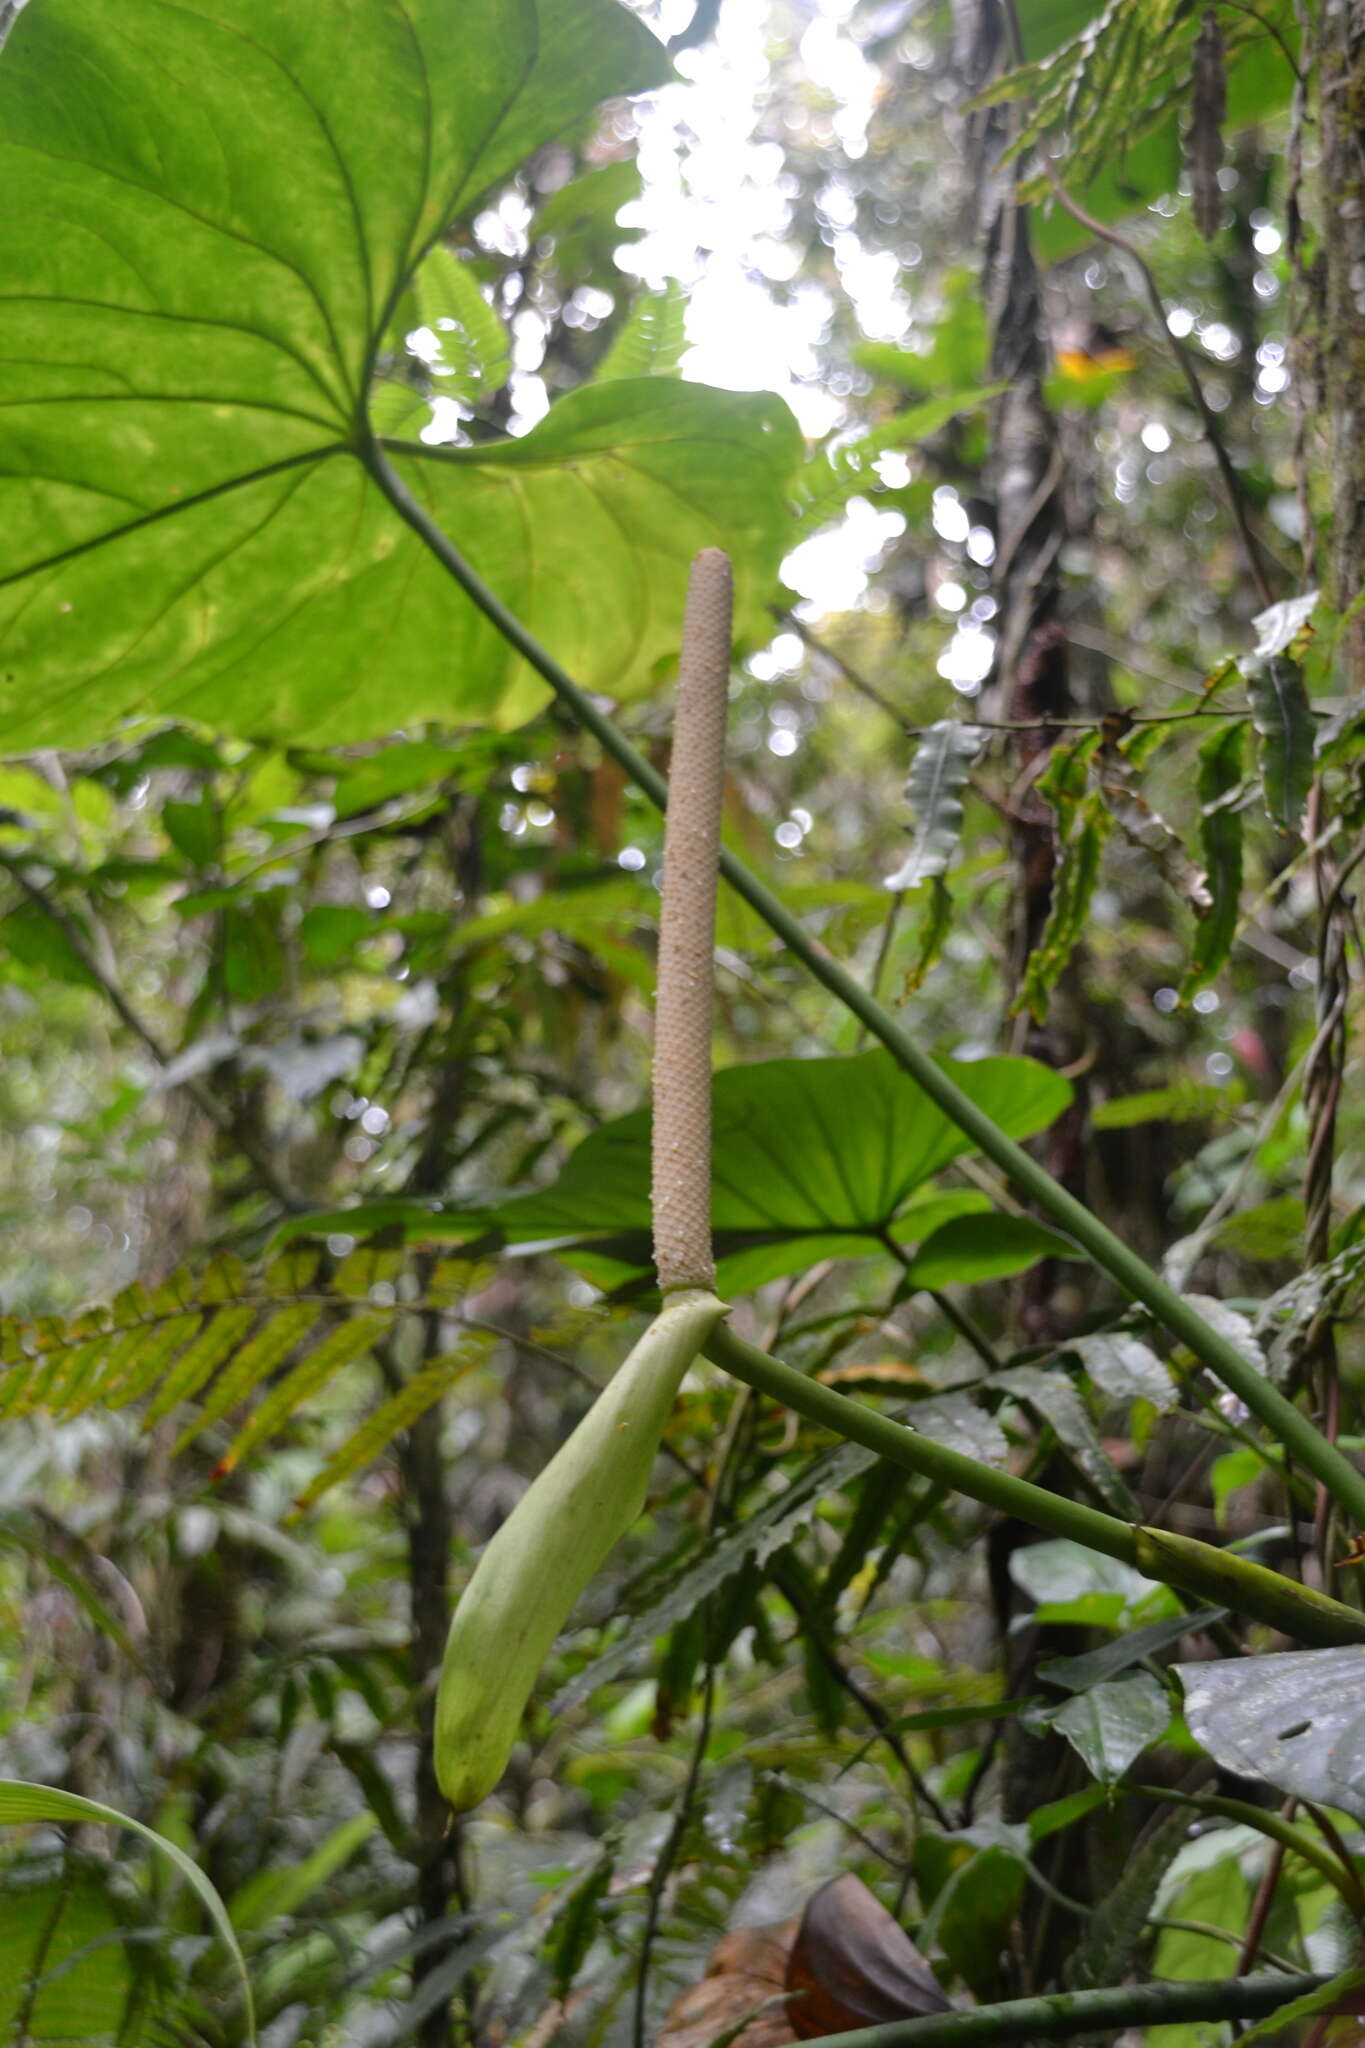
[142,1305,257,1428]
[288,1331,495,1519]
[596,283,687,382]
[214,1310,392,1475]
[978,0,1297,207]
[172,1302,321,1452]
[0,1250,501,1503]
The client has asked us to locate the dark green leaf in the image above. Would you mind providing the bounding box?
[299,906,373,969]
[901,1214,1081,1289]
[546,1856,614,2002]
[1028,1673,1172,1783]
[926,1841,1027,1999]
[1016,790,1112,1022]
[1241,597,1319,831]
[161,797,221,869]
[1040,1610,1227,1695]
[903,876,956,995]
[493,1050,1072,1291]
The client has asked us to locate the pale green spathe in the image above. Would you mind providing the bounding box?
[435,1289,727,1812]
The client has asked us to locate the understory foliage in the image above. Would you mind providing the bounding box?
[2,0,1365,2043]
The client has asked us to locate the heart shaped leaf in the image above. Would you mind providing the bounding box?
[0,0,799,746]
[493,1049,1071,1291]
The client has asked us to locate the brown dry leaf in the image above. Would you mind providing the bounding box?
[786,1874,950,2040]
[657,1922,800,2048]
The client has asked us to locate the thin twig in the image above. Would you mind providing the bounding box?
[631,1670,714,2048]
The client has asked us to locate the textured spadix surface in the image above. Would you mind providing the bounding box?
[652,550,732,1294]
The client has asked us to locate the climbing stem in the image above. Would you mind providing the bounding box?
[792,1972,1323,2048]
[1144,1789,1365,1911]
[705,1325,1365,1646]
[365,443,1365,1530]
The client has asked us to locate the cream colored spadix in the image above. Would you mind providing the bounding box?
[435,551,733,1812]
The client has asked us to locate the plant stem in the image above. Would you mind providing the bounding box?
[705,1323,1365,1647]
[792,1972,1322,2048]
[365,443,1365,1530]
[1148,1788,1365,1910]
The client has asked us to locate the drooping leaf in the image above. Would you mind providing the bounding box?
[1040,1609,1227,1694]
[1028,1673,1172,1784]
[1100,772,1210,915]
[1240,595,1319,832]
[1182,720,1247,997]
[1175,1646,1365,1819]
[900,1214,1081,1290]
[903,876,955,995]
[545,1855,616,2004]
[0,0,801,748]
[1015,791,1113,1022]
[492,1050,1072,1292]
[918,1837,1027,2000]
[785,1875,948,2035]
[996,1368,1140,1517]
[884,722,983,893]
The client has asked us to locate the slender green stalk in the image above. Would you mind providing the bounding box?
[365,444,1365,1529]
[1147,1788,1365,1909]
[792,1972,1322,2048]
[706,1324,1365,1647]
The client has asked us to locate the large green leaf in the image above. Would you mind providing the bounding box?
[492,1049,1072,1291]
[0,1780,254,2041]
[0,1876,133,2043]
[1027,1672,1172,1784]
[0,0,799,747]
